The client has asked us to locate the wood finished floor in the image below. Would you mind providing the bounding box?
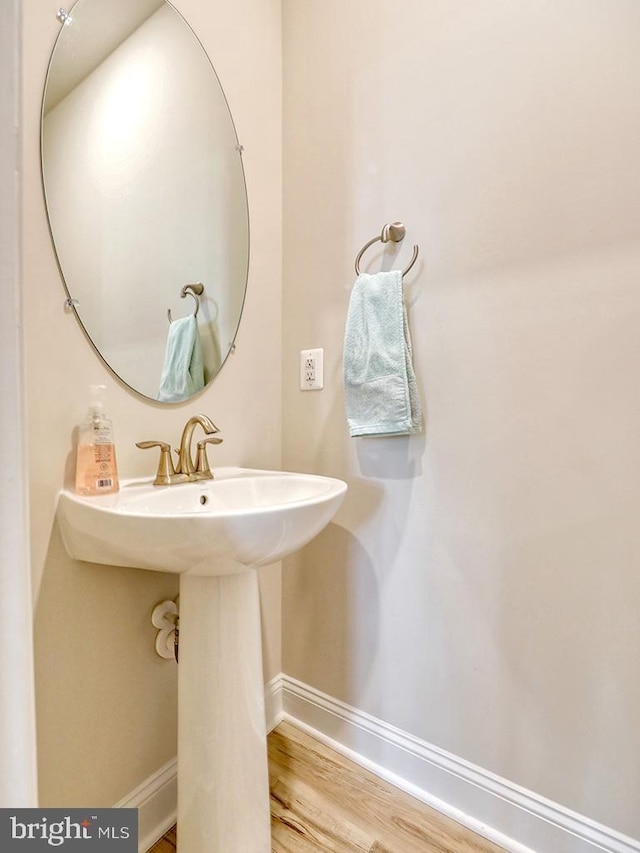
[148,721,507,852]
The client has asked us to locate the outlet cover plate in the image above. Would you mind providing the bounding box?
[300,348,324,390]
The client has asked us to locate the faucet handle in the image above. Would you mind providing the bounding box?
[194,436,223,480]
[136,440,188,486]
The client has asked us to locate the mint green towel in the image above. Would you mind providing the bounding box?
[343,270,422,437]
[158,314,205,402]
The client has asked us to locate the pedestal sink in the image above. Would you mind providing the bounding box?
[57,467,347,853]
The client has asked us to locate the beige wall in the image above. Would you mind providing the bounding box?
[23,0,640,836]
[24,0,282,806]
[282,0,640,841]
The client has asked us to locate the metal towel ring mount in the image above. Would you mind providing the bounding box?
[167,282,204,323]
[354,221,419,276]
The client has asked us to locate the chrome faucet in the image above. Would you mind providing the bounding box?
[137,414,223,485]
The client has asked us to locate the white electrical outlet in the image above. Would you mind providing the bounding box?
[300,348,324,390]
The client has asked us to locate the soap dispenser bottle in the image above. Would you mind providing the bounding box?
[75,385,120,496]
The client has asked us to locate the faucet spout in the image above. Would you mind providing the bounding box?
[178,414,220,476]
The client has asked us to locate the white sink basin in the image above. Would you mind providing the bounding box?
[57,466,347,575]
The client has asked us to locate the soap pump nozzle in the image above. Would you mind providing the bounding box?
[88,384,106,419]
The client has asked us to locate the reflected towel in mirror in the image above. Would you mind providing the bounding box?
[158,314,205,402]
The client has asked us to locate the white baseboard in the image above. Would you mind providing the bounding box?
[114,757,177,853]
[280,674,640,853]
[115,673,639,853]
[265,672,284,733]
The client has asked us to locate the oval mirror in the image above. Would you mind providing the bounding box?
[41,0,249,402]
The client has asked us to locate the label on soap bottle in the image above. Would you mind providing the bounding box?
[75,442,119,495]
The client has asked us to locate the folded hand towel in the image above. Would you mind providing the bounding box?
[343,270,422,437]
[158,314,205,402]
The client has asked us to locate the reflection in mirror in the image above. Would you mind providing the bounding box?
[41,0,249,402]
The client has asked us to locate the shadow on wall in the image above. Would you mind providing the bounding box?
[355,430,427,480]
[283,429,431,706]
[283,521,380,703]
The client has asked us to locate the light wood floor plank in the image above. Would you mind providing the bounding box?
[268,721,506,853]
[271,777,375,851]
[148,721,507,853]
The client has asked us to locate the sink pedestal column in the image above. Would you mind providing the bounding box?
[177,568,271,853]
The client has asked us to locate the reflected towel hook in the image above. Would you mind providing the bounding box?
[167,282,205,323]
[354,221,419,277]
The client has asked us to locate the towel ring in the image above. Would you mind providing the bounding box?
[167,282,204,323]
[354,221,419,277]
